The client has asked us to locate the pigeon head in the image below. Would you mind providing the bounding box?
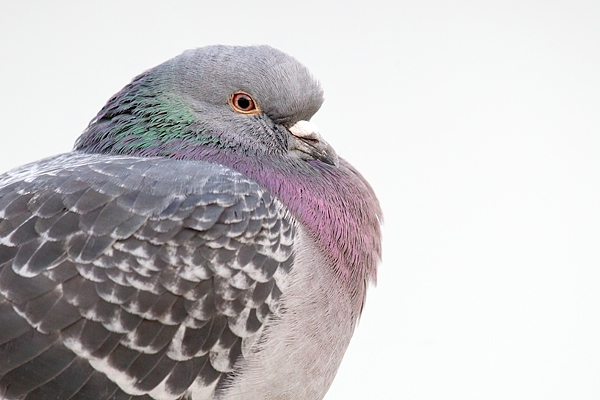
[75,45,337,166]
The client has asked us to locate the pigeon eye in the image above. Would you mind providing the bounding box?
[229,92,260,115]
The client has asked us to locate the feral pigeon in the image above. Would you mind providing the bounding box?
[0,45,382,399]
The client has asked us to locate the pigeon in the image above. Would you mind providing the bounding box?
[0,45,382,400]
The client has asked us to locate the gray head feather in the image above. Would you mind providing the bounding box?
[171,45,324,125]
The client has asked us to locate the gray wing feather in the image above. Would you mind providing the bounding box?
[0,152,295,400]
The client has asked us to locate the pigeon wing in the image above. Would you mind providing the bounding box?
[0,152,294,400]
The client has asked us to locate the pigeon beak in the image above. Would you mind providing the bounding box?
[288,120,339,167]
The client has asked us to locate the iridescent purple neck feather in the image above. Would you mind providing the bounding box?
[186,148,382,290]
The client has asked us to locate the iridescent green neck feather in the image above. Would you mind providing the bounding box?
[76,72,237,156]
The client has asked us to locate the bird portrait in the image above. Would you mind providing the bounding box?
[0,45,381,399]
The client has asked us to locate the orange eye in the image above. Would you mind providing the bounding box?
[229,92,260,115]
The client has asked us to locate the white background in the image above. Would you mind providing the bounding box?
[1,1,599,399]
